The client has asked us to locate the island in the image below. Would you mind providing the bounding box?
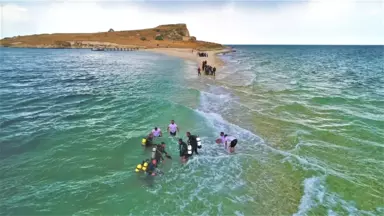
[0,24,225,51]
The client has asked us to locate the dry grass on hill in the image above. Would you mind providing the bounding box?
[0,24,224,50]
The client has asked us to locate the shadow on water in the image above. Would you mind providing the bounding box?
[141,175,155,188]
[0,131,50,160]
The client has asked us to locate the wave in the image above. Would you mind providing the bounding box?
[194,107,358,182]
[197,83,334,171]
[192,81,384,214]
[293,176,326,216]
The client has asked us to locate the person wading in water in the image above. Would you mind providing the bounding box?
[167,120,179,136]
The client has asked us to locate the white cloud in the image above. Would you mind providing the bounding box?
[0,4,31,37]
[1,0,383,44]
[306,0,354,21]
[1,4,28,22]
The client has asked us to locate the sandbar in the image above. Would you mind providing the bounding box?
[145,48,232,70]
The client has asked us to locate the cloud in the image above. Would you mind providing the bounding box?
[1,0,383,44]
[2,4,28,21]
[0,4,31,37]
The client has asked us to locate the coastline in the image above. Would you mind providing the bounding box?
[145,48,233,70]
[0,45,231,70]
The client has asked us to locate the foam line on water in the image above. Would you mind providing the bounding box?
[234,210,245,216]
[193,107,358,183]
[196,85,362,182]
[293,176,382,216]
[293,176,326,216]
[199,88,330,135]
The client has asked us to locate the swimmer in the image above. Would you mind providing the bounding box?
[216,132,225,144]
[224,134,238,153]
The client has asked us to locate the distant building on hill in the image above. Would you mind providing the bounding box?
[108,28,115,32]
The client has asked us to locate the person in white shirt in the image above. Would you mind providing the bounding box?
[224,134,238,153]
[152,127,162,137]
[167,120,179,136]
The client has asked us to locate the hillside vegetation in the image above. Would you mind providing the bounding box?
[0,24,224,50]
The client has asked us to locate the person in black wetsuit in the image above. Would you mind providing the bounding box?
[178,138,189,163]
[144,133,155,147]
[154,142,171,163]
[158,142,168,155]
[186,132,198,155]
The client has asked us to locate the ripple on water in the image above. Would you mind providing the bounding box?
[1,46,384,215]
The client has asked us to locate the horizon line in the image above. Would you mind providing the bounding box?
[225,44,384,46]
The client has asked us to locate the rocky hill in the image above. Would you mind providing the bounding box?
[0,24,224,50]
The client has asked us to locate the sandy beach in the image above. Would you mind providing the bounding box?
[146,48,231,71]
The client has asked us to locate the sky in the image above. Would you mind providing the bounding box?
[0,0,383,45]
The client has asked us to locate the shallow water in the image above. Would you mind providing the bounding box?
[0,46,383,215]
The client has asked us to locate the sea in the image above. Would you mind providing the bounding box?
[0,45,383,216]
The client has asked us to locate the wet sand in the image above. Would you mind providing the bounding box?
[145,48,231,70]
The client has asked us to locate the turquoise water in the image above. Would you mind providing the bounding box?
[0,46,383,215]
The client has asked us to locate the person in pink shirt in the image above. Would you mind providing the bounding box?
[216,132,226,145]
[151,127,162,137]
[167,120,179,136]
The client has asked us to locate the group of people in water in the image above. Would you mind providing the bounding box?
[198,60,216,76]
[135,120,238,176]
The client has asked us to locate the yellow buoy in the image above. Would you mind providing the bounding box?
[142,138,146,145]
[137,164,142,169]
[142,166,147,171]
[143,162,148,167]
[135,168,140,172]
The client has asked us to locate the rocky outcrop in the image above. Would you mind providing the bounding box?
[108,28,114,32]
[166,30,183,40]
[154,23,191,41]
[156,24,190,37]
[54,41,71,48]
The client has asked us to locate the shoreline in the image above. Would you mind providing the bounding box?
[145,48,233,70]
[0,46,232,70]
